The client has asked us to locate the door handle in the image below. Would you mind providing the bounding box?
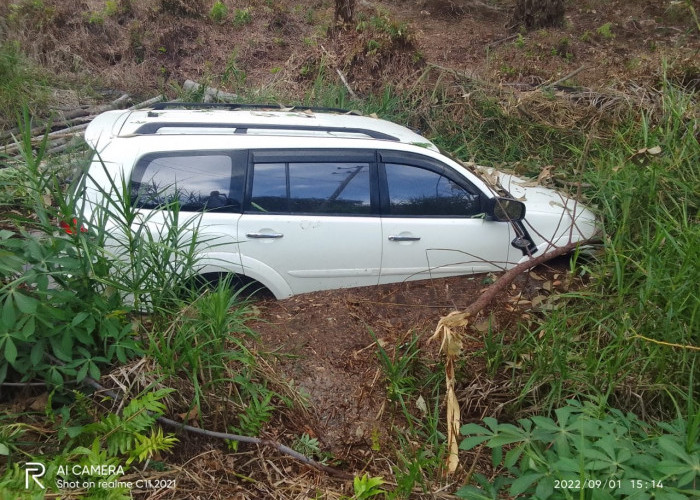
[388,235,421,241]
[246,232,284,239]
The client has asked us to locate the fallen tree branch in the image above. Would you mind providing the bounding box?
[129,95,165,110]
[431,237,600,474]
[463,238,599,318]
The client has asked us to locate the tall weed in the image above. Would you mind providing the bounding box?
[0,114,140,385]
[0,41,49,130]
[503,81,698,415]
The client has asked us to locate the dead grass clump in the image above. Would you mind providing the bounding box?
[160,0,205,17]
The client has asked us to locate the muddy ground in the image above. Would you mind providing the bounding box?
[249,257,576,456]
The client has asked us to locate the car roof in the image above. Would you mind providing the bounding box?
[84,104,438,151]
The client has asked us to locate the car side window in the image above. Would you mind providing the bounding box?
[384,163,480,216]
[250,163,287,212]
[131,153,243,212]
[250,162,372,214]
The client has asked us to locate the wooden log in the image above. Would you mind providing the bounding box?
[128,95,165,110]
[1,94,130,143]
[183,80,238,102]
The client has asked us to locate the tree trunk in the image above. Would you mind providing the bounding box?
[512,0,565,30]
[334,0,355,25]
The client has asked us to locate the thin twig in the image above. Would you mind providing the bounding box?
[487,34,517,48]
[538,65,587,89]
[47,355,353,479]
[335,68,358,100]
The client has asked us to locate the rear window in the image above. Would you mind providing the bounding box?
[131,152,243,212]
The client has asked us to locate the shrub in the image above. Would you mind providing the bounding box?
[233,7,252,27]
[160,0,204,17]
[0,118,141,385]
[209,0,227,22]
[458,399,699,499]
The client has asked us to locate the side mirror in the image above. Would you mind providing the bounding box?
[488,197,526,222]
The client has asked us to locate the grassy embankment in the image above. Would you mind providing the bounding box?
[1,35,697,498]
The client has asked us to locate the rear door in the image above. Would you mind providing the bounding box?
[378,151,512,284]
[129,150,246,276]
[237,150,382,297]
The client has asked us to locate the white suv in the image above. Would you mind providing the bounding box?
[82,103,597,299]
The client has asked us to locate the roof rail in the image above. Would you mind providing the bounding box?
[150,102,355,114]
[132,122,400,141]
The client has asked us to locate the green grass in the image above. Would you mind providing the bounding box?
[0,41,50,131]
[496,80,699,417]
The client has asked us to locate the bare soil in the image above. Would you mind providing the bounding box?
[249,258,575,455]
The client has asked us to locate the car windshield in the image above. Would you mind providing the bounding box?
[436,147,508,197]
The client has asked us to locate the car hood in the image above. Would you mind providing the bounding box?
[476,166,600,251]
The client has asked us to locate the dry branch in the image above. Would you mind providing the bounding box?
[465,238,598,317]
[128,95,165,110]
[335,68,358,100]
[432,237,600,474]
[539,65,587,89]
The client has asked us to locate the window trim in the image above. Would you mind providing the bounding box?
[377,150,485,218]
[244,149,380,217]
[131,150,246,213]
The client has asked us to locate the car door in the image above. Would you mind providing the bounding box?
[378,151,513,284]
[129,150,245,276]
[237,150,382,297]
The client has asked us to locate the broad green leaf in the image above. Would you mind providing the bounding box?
[0,443,9,455]
[591,490,617,500]
[492,445,502,468]
[554,456,580,472]
[509,472,543,496]
[2,296,16,327]
[676,470,698,488]
[531,416,559,431]
[61,331,74,361]
[489,434,526,447]
[72,327,95,347]
[67,426,84,438]
[14,292,38,314]
[30,340,45,365]
[461,423,491,435]
[583,447,609,461]
[455,485,492,500]
[483,417,498,430]
[657,459,692,476]
[459,435,491,450]
[4,336,17,364]
[71,311,90,327]
[47,367,63,386]
[588,460,614,471]
[76,362,89,383]
[655,490,692,500]
[535,476,554,499]
[658,436,691,462]
[595,436,618,459]
[20,316,35,339]
[88,361,101,381]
